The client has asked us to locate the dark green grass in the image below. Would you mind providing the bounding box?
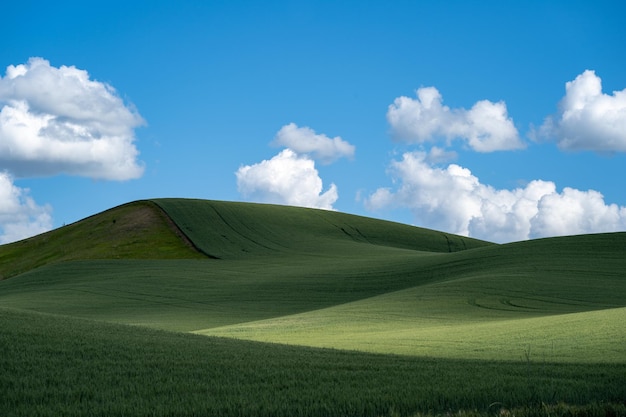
[0,249,452,331]
[1,230,624,336]
[0,200,204,280]
[2,308,624,417]
[152,198,492,259]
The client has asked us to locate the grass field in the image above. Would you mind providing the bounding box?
[1,198,625,416]
[198,234,626,362]
[2,308,625,417]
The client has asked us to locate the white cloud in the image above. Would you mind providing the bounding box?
[530,188,626,238]
[366,152,626,243]
[0,57,145,180]
[0,172,52,244]
[272,123,355,164]
[539,70,626,152]
[236,149,338,210]
[387,86,524,152]
[425,146,458,164]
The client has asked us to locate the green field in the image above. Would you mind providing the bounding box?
[1,198,625,416]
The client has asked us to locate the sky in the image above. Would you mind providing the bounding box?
[1,1,625,244]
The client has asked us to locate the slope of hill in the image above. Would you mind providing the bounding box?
[0,198,491,281]
[0,200,205,280]
[2,198,626,416]
[197,231,626,362]
[0,199,624,363]
[152,198,492,259]
[0,199,492,330]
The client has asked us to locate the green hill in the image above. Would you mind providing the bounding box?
[0,200,204,280]
[0,198,624,362]
[0,199,492,330]
[1,198,625,416]
[0,198,490,280]
[199,232,626,362]
[151,198,491,258]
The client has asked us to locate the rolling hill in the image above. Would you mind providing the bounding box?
[0,200,205,280]
[2,198,626,416]
[1,198,624,363]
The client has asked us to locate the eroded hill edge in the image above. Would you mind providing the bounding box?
[0,200,206,280]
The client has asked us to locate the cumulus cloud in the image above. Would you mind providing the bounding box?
[236,149,338,210]
[539,70,626,152]
[530,188,626,238]
[366,152,626,243]
[425,146,458,164]
[387,86,524,152]
[0,57,145,180]
[272,123,355,164]
[0,172,52,244]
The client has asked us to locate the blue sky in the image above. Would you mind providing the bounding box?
[1,1,625,243]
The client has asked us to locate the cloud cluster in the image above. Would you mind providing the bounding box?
[366,152,626,243]
[0,57,145,180]
[0,172,52,244]
[236,124,353,210]
[539,70,626,152]
[0,57,146,243]
[366,70,626,242]
[272,123,355,164]
[236,149,338,210]
[387,86,524,152]
[236,71,626,240]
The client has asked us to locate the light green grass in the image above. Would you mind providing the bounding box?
[2,307,625,417]
[200,304,626,363]
[0,200,204,280]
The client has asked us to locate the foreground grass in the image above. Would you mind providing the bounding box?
[1,308,625,417]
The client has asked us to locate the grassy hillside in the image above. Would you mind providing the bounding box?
[1,200,624,362]
[1,201,625,353]
[0,198,489,280]
[1,198,625,415]
[198,232,626,362]
[152,198,492,258]
[0,199,491,330]
[0,200,204,280]
[0,248,480,331]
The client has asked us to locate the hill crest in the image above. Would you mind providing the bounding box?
[0,198,492,280]
[152,198,493,260]
[0,200,204,279]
